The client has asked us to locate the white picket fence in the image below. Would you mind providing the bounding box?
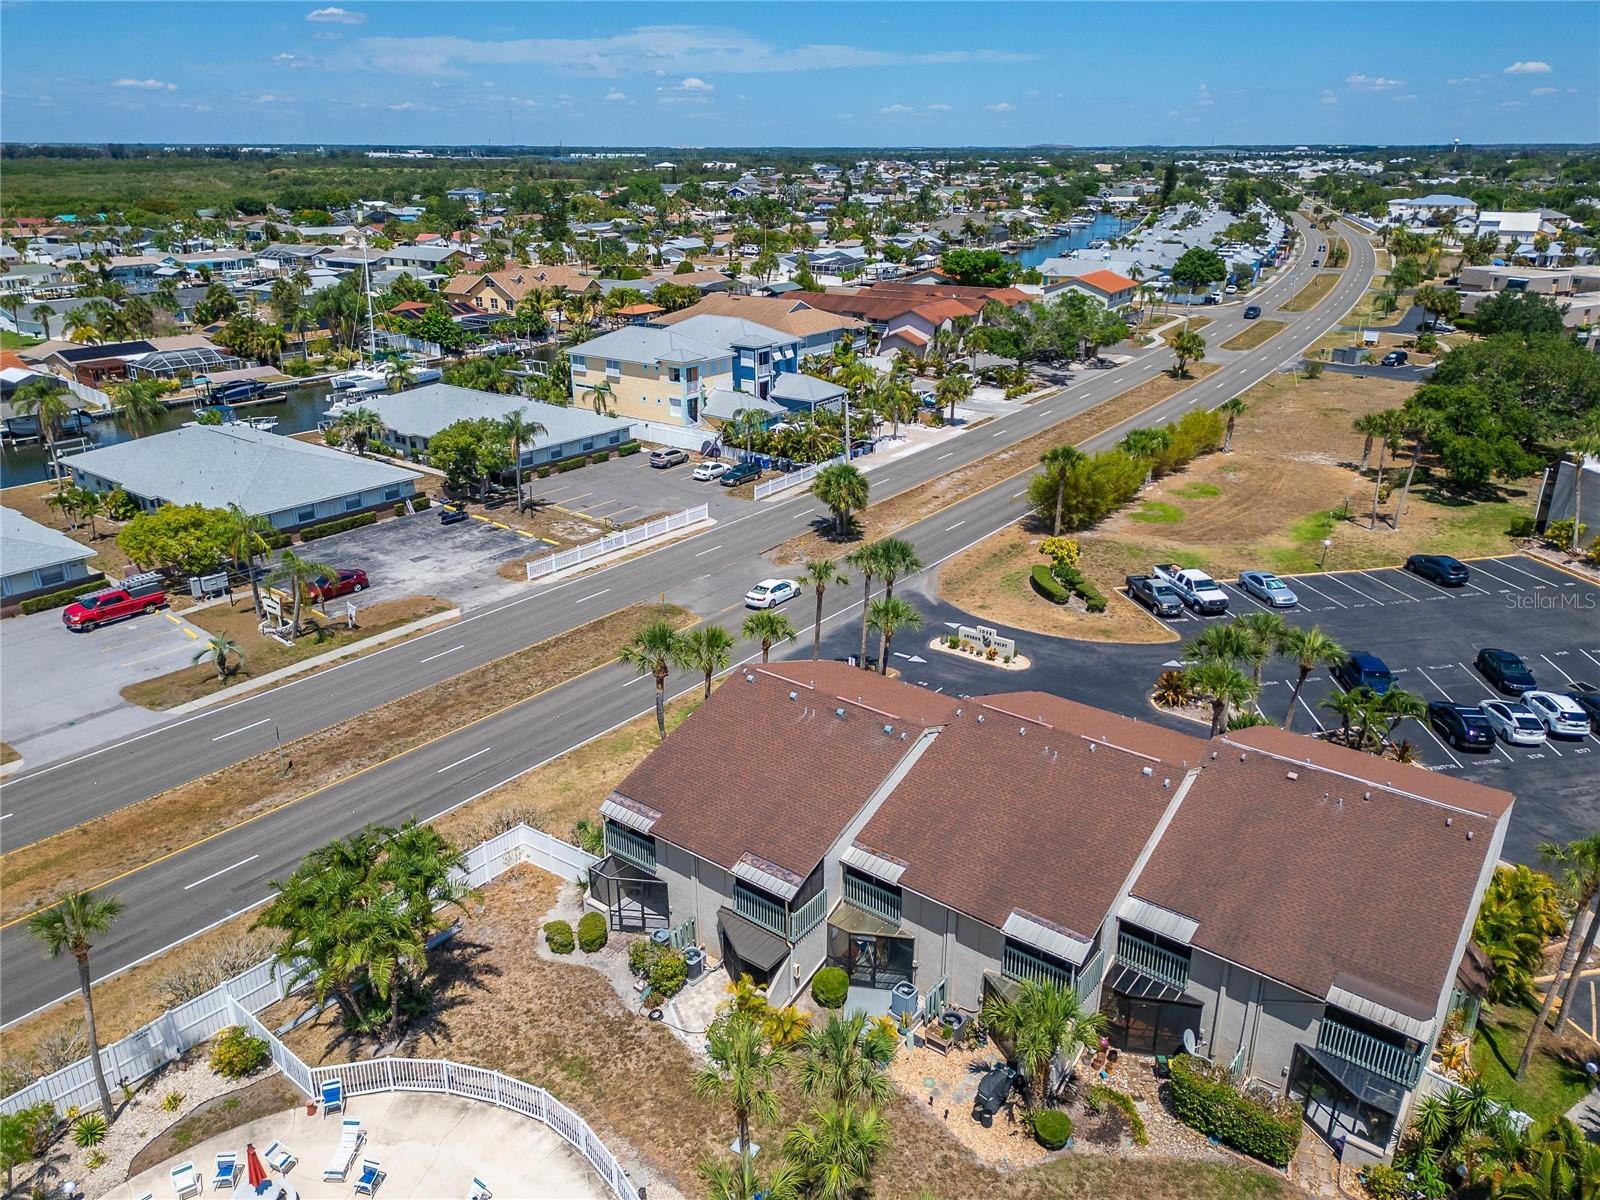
[1,825,596,1117]
[525,504,708,581]
[64,377,113,410]
[753,454,844,500]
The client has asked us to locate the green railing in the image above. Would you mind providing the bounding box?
[790,890,828,941]
[1074,947,1106,1003]
[603,822,656,873]
[922,976,949,1024]
[1317,1016,1425,1088]
[1116,930,1190,992]
[1002,942,1073,991]
[668,917,696,952]
[843,872,902,926]
[735,883,788,938]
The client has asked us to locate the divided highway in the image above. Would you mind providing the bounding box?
[1,217,1376,1023]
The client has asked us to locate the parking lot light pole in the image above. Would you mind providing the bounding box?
[1320,539,1332,571]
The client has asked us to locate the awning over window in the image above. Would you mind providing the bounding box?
[1104,962,1190,1005]
[1303,1044,1408,1117]
[718,908,791,973]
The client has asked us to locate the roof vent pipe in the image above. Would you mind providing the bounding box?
[789,691,798,701]
[1141,766,1153,777]
[884,724,894,735]
[1286,770,1299,781]
[835,707,846,718]
[1445,816,1452,827]
[1467,830,1474,840]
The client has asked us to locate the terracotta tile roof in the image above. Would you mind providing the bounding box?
[789,291,973,326]
[866,282,1031,308]
[653,293,862,339]
[1073,269,1138,293]
[891,327,930,347]
[1130,729,1510,1016]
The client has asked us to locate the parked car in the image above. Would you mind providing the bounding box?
[744,578,800,609]
[1380,350,1409,367]
[721,461,762,486]
[1237,570,1297,607]
[1224,284,1239,295]
[1331,651,1396,696]
[1476,648,1537,695]
[1427,702,1495,751]
[308,569,369,601]
[648,448,689,469]
[692,460,728,482]
[1480,699,1548,746]
[1566,683,1600,725]
[439,502,469,526]
[61,572,168,632]
[1152,564,1229,614]
[1242,305,1262,319]
[1125,574,1185,618]
[1522,691,1593,739]
[1405,554,1469,586]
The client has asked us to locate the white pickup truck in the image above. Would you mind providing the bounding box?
[1152,564,1230,615]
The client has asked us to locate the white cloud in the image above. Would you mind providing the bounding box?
[983,101,1014,112]
[307,6,365,24]
[1319,89,1338,106]
[1344,73,1405,91]
[1503,60,1552,75]
[1447,74,1488,86]
[1501,99,1528,108]
[679,76,714,92]
[272,52,311,69]
[927,102,951,111]
[1392,93,1418,102]
[1195,83,1215,108]
[604,89,627,101]
[253,93,281,104]
[880,103,915,114]
[508,96,540,107]
[387,101,420,110]
[1531,86,1557,96]
[115,78,177,91]
[343,26,1038,78]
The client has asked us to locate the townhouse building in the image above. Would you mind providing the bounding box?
[589,661,1509,1166]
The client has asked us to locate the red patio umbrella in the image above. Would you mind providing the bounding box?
[246,1142,268,1191]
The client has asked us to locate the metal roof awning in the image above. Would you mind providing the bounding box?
[1103,962,1190,1005]
[827,899,904,939]
[718,908,791,973]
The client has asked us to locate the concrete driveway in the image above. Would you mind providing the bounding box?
[526,452,752,525]
[0,602,208,768]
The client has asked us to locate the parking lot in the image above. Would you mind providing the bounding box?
[525,453,753,527]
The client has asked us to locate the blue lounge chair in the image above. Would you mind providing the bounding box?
[353,1158,384,1197]
[468,1178,492,1200]
[320,1077,344,1117]
[213,1152,238,1190]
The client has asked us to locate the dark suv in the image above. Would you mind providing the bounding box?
[1427,702,1495,751]
[720,461,762,486]
[1476,648,1537,695]
[1405,554,1469,586]
[1332,651,1396,696]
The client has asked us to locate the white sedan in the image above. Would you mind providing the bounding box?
[692,460,728,481]
[744,579,800,609]
[1523,690,1593,739]
[1480,700,1548,746]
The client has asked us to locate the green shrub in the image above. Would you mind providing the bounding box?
[576,911,608,953]
[617,441,642,457]
[260,531,292,550]
[556,457,586,473]
[18,580,102,614]
[1359,1164,1406,1200]
[1087,1083,1148,1146]
[590,450,610,464]
[72,1112,109,1148]
[1543,518,1588,550]
[1033,1108,1073,1150]
[105,489,139,521]
[1076,578,1108,613]
[208,1025,269,1080]
[543,920,575,954]
[392,496,432,517]
[647,950,688,998]
[1168,1053,1301,1167]
[810,966,849,1009]
[536,466,553,478]
[1030,565,1071,605]
[161,1091,185,1112]
[628,939,666,978]
[298,511,378,541]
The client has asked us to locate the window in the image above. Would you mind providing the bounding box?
[344,496,361,512]
[608,432,621,444]
[686,366,699,383]
[581,440,594,452]
[37,566,66,588]
[570,355,587,373]
[296,508,316,524]
[668,367,682,383]
[384,487,401,501]
[606,358,621,377]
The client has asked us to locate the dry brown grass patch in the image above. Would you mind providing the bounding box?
[1219,320,1288,352]
[0,479,137,578]
[1281,272,1340,313]
[0,742,18,766]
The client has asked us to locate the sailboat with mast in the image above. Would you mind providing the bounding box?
[327,238,388,410]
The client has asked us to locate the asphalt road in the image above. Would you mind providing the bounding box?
[0,216,1378,1023]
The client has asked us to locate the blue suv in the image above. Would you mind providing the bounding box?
[1332,651,1396,696]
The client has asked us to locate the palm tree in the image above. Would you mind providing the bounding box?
[1218,395,1248,452]
[1320,687,1370,747]
[499,409,547,511]
[866,596,922,676]
[75,489,104,540]
[270,548,336,636]
[193,633,244,682]
[1039,445,1083,536]
[742,609,795,664]
[1233,611,1289,688]
[873,537,922,607]
[110,377,171,438]
[1182,620,1253,668]
[1520,835,1600,1079]
[698,1154,802,1200]
[1562,414,1600,553]
[1351,411,1386,473]
[797,1012,897,1107]
[586,378,616,417]
[812,462,869,539]
[221,502,272,616]
[682,625,735,699]
[1367,410,1403,530]
[875,373,917,439]
[1185,659,1259,736]
[936,369,973,424]
[1280,626,1345,733]
[30,301,55,338]
[1376,687,1427,746]
[798,559,848,660]
[979,977,1106,1110]
[693,1011,786,1171]
[384,358,416,392]
[332,406,385,457]
[783,1102,890,1200]
[845,542,885,670]
[725,407,769,458]
[620,620,689,737]
[26,890,126,1123]
[12,378,74,488]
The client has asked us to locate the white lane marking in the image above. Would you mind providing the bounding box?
[937,452,954,461]
[1467,563,1525,593]
[1582,649,1600,672]
[0,813,12,822]
[1220,581,1271,612]
[945,521,966,532]
[1541,654,1575,682]
[183,854,259,891]
[1416,719,1465,769]
[693,544,723,558]
[991,430,1007,437]
[1012,490,1027,499]
[1288,577,1348,609]
[622,674,649,687]
[211,718,272,742]
[1362,571,1422,601]
[1292,687,1325,732]
[418,643,466,665]
[437,746,493,774]
[574,589,611,604]
[1492,558,1555,585]
[1323,573,1384,604]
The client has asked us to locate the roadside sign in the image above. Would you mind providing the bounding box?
[345,601,357,629]
[261,596,282,617]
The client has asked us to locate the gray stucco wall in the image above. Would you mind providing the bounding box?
[1184,950,1323,1090]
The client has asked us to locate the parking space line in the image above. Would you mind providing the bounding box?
[1400,570,1469,599]
[1582,650,1600,673]
[1287,576,1347,608]
[1467,563,1525,592]
[1219,581,1271,612]
[1360,571,1423,602]
[1291,687,1325,732]
[1491,558,1555,586]
[1321,574,1384,605]
[1418,720,1464,769]
[1541,654,1575,682]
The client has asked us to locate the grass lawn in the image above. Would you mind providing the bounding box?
[121,594,452,710]
[0,331,42,349]
[1220,320,1288,352]
[1280,273,1340,313]
[1325,236,1348,268]
[1471,1000,1595,1124]
[1132,500,1185,524]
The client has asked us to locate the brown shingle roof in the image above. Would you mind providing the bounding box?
[788,291,977,325]
[652,293,863,339]
[1130,729,1509,1016]
[443,266,596,301]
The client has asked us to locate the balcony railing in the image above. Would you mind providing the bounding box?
[603,822,656,873]
[1116,930,1191,992]
[790,890,828,941]
[1074,947,1106,1003]
[735,884,788,939]
[1002,943,1073,992]
[843,872,902,926]
[1317,1016,1426,1088]
[922,976,949,1024]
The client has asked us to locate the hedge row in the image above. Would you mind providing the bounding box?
[1030,564,1071,604]
[1168,1053,1301,1167]
[299,511,378,542]
[19,579,103,615]
[394,496,432,516]
[261,531,292,550]
[617,441,642,457]
[1029,564,1107,613]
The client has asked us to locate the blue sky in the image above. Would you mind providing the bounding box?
[4,2,1597,147]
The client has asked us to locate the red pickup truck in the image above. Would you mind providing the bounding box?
[61,573,168,631]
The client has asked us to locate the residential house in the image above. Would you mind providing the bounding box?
[67,425,419,531]
[1384,194,1478,228]
[358,384,632,467]
[442,265,598,315]
[0,263,67,295]
[383,244,471,273]
[589,661,1510,1166]
[1042,267,1139,309]
[788,288,998,357]
[652,293,863,355]
[0,506,98,604]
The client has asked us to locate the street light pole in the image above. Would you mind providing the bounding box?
[1320,539,1332,571]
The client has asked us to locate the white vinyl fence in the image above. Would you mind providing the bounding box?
[752,454,845,501]
[525,504,708,581]
[1,825,596,1117]
[64,377,113,410]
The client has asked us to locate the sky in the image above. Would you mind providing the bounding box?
[3,2,1598,148]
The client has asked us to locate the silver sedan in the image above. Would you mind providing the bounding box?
[1237,570,1298,608]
